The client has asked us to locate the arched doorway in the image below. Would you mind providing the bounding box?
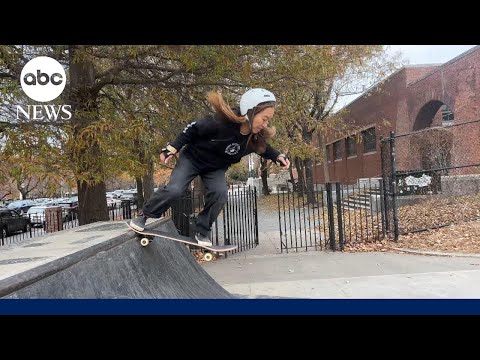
[411,101,454,172]
[413,101,454,131]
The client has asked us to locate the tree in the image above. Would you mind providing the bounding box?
[265,46,403,203]
[0,116,70,200]
[259,158,271,196]
[1,45,402,223]
[411,127,453,173]
[0,179,16,201]
[68,45,290,224]
[1,45,267,224]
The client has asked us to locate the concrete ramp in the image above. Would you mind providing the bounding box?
[0,218,235,299]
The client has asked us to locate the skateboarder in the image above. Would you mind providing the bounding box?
[129,88,290,246]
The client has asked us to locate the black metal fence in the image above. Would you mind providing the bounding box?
[277,183,328,252]
[1,188,259,256]
[170,186,259,254]
[277,179,385,253]
[277,120,480,252]
[0,200,138,247]
[381,119,480,238]
[274,119,480,252]
[380,132,399,241]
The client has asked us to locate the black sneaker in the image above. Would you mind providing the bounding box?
[195,232,212,247]
[130,216,147,231]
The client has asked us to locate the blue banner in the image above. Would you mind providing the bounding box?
[1,299,480,315]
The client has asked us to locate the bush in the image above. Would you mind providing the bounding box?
[226,162,249,183]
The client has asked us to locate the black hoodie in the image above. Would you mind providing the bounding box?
[169,113,281,171]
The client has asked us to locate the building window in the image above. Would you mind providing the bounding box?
[441,104,454,126]
[333,140,343,160]
[362,127,376,153]
[346,136,357,157]
[326,144,331,162]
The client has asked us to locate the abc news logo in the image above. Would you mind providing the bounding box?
[23,70,64,86]
[17,56,72,121]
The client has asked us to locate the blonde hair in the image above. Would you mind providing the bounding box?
[206,91,245,123]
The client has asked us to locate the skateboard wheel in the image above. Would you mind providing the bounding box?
[140,238,150,247]
[203,253,213,262]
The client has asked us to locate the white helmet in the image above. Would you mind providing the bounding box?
[239,88,276,116]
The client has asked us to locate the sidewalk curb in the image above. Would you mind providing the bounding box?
[391,247,480,258]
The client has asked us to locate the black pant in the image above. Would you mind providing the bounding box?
[142,154,228,236]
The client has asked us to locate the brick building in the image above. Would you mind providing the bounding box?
[314,46,480,184]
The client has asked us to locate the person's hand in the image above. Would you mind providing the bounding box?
[276,154,290,170]
[160,152,174,164]
[160,145,177,164]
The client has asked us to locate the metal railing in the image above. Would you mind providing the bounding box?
[277,180,384,253]
[381,120,480,238]
[0,200,138,247]
[170,186,259,254]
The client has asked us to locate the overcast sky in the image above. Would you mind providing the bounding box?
[388,45,477,65]
[334,45,477,111]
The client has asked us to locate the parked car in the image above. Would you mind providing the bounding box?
[0,208,31,238]
[120,192,138,207]
[26,206,48,227]
[27,205,71,227]
[7,199,37,215]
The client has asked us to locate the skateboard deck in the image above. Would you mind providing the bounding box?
[126,223,237,253]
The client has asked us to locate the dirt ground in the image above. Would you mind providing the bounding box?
[343,220,480,255]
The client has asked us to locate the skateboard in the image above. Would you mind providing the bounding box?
[126,223,237,261]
